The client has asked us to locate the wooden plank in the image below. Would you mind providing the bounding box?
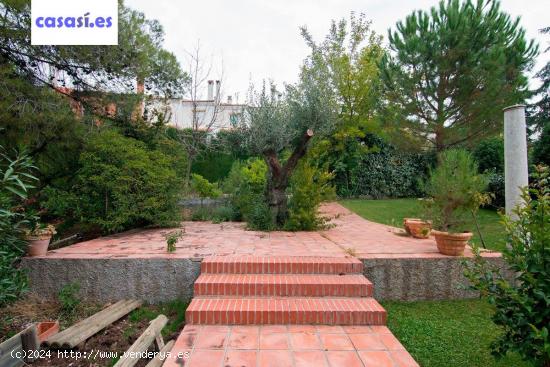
[44,300,129,347]
[0,331,24,367]
[44,299,142,349]
[53,300,135,347]
[114,315,168,367]
[145,340,174,367]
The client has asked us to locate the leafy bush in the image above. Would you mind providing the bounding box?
[330,135,434,198]
[0,147,38,305]
[532,123,550,166]
[285,162,335,231]
[424,149,489,232]
[50,130,183,233]
[211,205,237,223]
[245,200,275,231]
[473,137,505,209]
[464,165,550,366]
[191,174,221,202]
[224,158,268,221]
[473,137,504,173]
[192,151,235,182]
[486,171,505,209]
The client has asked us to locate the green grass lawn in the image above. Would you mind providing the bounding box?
[383,299,532,367]
[340,198,506,252]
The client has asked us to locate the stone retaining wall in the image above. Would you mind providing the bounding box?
[22,258,201,304]
[362,256,510,301]
[23,255,510,303]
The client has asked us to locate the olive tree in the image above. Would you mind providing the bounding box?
[243,75,337,225]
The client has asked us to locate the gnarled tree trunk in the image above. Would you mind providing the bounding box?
[263,129,313,226]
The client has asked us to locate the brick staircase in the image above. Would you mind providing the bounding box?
[185,256,387,325]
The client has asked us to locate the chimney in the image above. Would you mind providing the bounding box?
[215,80,221,100]
[207,80,214,100]
[227,96,232,104]
[136,77,145,94]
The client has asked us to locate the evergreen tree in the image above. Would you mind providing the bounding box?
[381,0,537,151]
[530,27,549,165]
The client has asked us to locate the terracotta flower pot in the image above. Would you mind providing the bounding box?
[26,237,51,256]
[36,321,59,342]
[433,230,473,256]
[406,220,432,239]
[403,218,421,235]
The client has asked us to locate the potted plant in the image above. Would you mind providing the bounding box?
[423,149,489,256]
[24,224,56,256]
[405,219,432,239]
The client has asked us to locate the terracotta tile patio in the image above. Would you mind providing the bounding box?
[162,324,419,367]
[39,202,501,260]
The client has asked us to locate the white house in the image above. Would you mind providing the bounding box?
[167,80,245,131]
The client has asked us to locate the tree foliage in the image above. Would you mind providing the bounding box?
[0,145,38,305]
[0,0,188,98]
[381,0,537,151]
[302,13,385,191]
[530,27,550,166]
[464,166,550,366]
[44,130,182,233]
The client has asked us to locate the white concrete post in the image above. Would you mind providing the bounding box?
[503,104,529,218]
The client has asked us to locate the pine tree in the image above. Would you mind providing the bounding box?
[530,27,550,165]
[381,0,537,151]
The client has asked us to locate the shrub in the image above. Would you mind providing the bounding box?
[191,174,221,202]
[473,137,504,173]
[486,171,505,209]
[330,135,434,198]
[69,130,182,233]
[424,149,489,232]
[0,146,38,305]
[192,151,235,182]
[473,137,505,209]
[284,162,335,231]
[211,205,237,223]
[532,123,550,166]
[463,165,550,366]
[224,158,268,222]
[246,200,275,231]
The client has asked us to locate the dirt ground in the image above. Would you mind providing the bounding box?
[1,296,185,367]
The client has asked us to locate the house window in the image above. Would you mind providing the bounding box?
[229,113,241,126]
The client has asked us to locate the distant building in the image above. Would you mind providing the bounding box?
[167,80,245,131]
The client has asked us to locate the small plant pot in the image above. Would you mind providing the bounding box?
[403,218,421,235]
[36,321,59,342]
[433,230,473,256]
[26,237,52,257]
[406,220,432,239]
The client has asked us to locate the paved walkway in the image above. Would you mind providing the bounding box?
[41,202,500,260]
[163,324,418,367]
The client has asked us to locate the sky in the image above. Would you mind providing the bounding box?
[126,0,549,101]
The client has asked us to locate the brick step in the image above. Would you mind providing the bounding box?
[201,256,363,274]
[194,274,373,297]
[185,297,386,325]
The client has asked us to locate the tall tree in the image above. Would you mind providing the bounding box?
[301,13,385,194]
[176,42,226,187]
[380,0,537,151]
[530,27,550,165]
